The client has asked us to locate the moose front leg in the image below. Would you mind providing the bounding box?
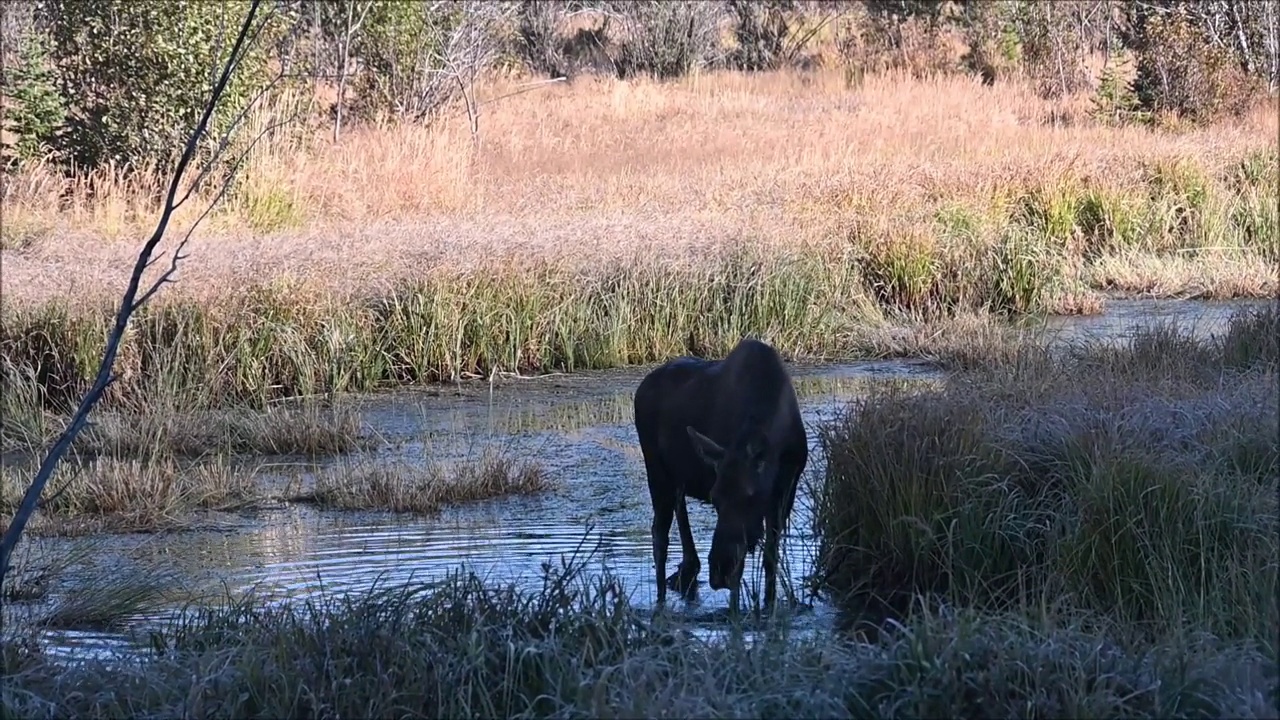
[764,465,802,613]
[762,516,782,612]
[665,495,700,600]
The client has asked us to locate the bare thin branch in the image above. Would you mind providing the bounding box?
[129,238,191,314]
[0,0,267,589]
[173,6,290,210]
[172,64,292,210]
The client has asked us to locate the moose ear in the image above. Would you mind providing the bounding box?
[686,426,725,467]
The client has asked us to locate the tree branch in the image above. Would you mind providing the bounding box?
[173,4,287,210]
[0,0,267,590]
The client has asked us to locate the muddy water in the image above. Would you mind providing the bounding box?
[14,299,1272,657]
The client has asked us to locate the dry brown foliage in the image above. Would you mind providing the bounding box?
[1,68,1275,309]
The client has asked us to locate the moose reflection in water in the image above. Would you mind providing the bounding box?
[633,337,809,614]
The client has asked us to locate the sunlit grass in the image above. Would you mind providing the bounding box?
[2,70,1274,416]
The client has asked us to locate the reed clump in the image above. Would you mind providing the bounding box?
[305,448,549,514]
[813,305,1279,649]
[0,455,261,536]
[3,559,1274,718]
[1,398,365,458]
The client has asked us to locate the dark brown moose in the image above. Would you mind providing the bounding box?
[633,337,808,613]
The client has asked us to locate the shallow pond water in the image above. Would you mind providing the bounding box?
[1038,296,1274,343]
[23,358,938,658]
[9,298,1273,658]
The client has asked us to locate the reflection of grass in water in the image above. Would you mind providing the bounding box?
[497,375,942,435]
[498,394,634,434]
[5,549,1274,718]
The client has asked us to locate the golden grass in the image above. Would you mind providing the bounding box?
[1,69,1274,413]
[2,69,1275,307]
[1,399,365,458]
[1086,251,1279,299]
[302,449,549,514]
[0,455,261,537]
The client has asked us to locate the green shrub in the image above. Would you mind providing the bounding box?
[43,0,271,174]
[348,1,462,122]
[0,29,65,168]
[1128,5,1260,123]
[610,0,725,80]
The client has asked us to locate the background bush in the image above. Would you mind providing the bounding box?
[1,0,1275,183]
[40,0,272,174]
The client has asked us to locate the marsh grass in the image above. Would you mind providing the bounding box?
[74,401,366,459]
[38,564,189,631]
[3,553,191,650]
[4,137,1276,413]
[1,260,1087,417]
[0,455,261,536]
[1,251,865,412]
[0,361,366,459]
[1086,251,1279,299]
[304,448,549,513]
[813,305,1279,648]
[0,360,52,453]
[862,310,1053,371]
[3,559,1274,719]
[1,541,95,603]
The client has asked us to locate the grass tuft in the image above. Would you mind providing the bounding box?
[40,564,187,631]
[76,401,366,459]
[0,455,261,536]
[4,559,1274,718]
[305,449,549,513]
[813,305,1279,649]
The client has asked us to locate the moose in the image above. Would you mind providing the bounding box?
[632,337,808,614]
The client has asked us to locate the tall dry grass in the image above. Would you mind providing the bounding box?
[1,70,1275,411]
[3,69,1275,302]
[814,305,1279,650]
[0,454,261,536]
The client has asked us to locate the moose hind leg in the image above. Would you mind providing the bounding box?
[666,495,700,599]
